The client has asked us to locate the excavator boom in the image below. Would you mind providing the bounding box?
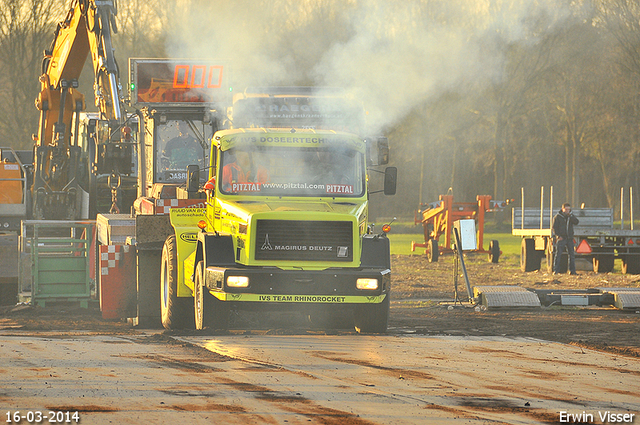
[33,0,130,220]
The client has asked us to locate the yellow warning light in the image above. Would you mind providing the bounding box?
[197,220,207,230]
[382,224,391,233]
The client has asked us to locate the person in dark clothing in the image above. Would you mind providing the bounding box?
[162,121,203,170]
[552,202,580,275]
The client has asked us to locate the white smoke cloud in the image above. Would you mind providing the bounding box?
[164,0,582,134]
[312,0,579,134]
[164,0,297,89]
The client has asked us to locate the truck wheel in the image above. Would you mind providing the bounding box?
[354,294,390,334]
[0,282,18,306]
[161,234,195,330]
[545,242,554,274]
[488,240,500,263]
[193,261,208,330]
[593,254,614,273]
[194,261,229,330]
[520,238,540,272]
[621,256,640,274]
[427,238,439,263]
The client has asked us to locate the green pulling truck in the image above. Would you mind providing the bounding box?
[162,125,397,333]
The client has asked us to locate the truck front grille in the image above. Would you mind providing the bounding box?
[255,220,353,262]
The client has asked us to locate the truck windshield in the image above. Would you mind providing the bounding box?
[219,146,365,197]
[156,119,211,183]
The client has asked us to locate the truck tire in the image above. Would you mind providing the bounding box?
[0,282,18,306]
[427,238,439,263]
[621,255,640,274]
[488,240,500,263]
[593,253,614,273]
[545,242,554,274]
[520,238,540,272]
[161,234,194,330]
[193,261,209,330]
[194,261,228,330]
[354,294,389,334]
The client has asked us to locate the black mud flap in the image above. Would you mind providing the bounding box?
[361,234,390,269]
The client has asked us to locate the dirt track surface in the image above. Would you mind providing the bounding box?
[1,254,640,424]
[390,253,640,356]
[1,253,639,355]
[2,331,638,424]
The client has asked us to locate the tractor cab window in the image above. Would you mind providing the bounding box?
[155,119,211,183]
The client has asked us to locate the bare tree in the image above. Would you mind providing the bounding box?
[0,0,63,150]
[478,33,558,204]
[594,0,640,78]
[113,0,168,59]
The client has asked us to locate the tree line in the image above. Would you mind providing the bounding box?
[383,0,640,221]
[0,0,638,220]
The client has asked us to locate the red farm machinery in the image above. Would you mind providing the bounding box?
[411,194,509,263]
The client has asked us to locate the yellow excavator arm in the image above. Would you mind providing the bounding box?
[33,0,129,220]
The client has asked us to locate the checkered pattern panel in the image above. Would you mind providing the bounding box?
[100,245,130,276]
[154,199,207,215]
[155,199,180,215]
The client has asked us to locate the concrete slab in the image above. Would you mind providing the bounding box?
[474,285,541,308]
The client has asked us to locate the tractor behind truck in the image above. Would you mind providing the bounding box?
[163,128,397,333]
[0,0,140,308]
[95,59,225,324]
[411,194,508,263]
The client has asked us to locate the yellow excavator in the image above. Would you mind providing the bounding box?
[32,0,135,219]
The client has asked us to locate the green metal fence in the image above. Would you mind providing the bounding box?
[20,220,95,308]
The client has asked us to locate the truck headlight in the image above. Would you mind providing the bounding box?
[356,278,378,290]
[227,276,249,288]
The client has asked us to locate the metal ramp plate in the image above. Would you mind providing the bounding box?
[598,288,640,310]
[560,295,590,306]
[474,286,541,309]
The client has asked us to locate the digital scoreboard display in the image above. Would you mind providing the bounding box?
[129,59,229,106]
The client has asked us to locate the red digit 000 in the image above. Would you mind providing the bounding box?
[173,65,223,89]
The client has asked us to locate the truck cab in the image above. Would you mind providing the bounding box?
[163,119,397,333]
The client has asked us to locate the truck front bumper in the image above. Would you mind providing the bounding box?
[203,266,390,306]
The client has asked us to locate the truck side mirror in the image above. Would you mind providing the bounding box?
[187,164,199,193]
[384,167,397,196]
